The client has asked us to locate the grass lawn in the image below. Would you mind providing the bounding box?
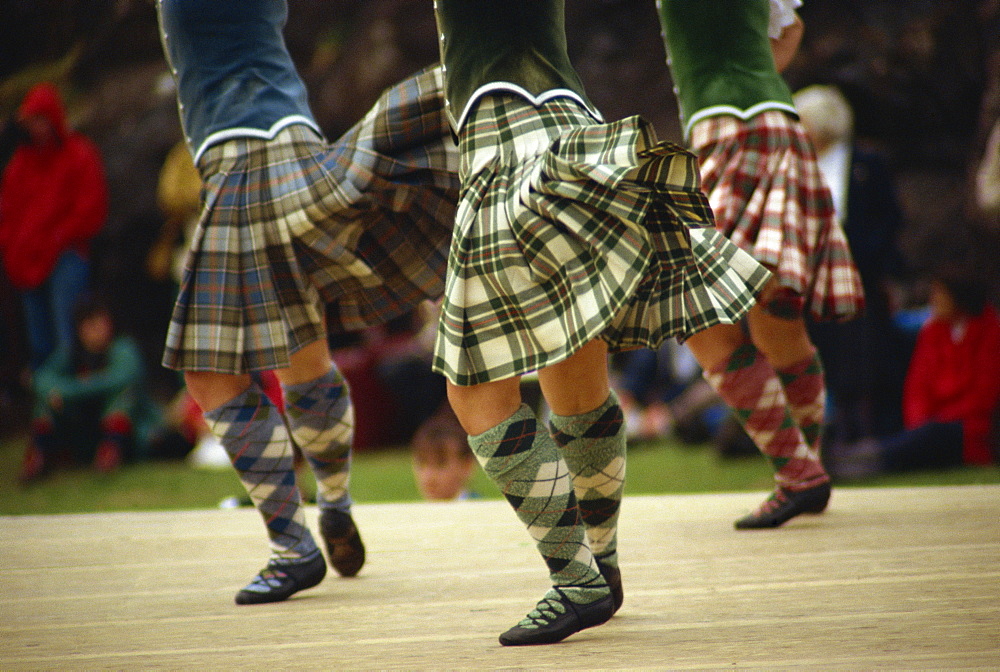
[2,429,999,516]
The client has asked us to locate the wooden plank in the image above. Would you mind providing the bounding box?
[1,485,997,669]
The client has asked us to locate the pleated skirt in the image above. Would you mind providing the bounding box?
[691,110,864,321]
[162,66,460,373]
[433,94,771,386]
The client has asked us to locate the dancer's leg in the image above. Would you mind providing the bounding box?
[749,311,826,454]
[278,341,365,577]
[686,317,829,529]
[448,368,614,646]
[541,340,626,612]
[193,370,325,604]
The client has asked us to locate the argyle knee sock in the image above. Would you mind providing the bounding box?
[549,392,626,570]
[468,404,608,604]
[775,349,827,456]
[204,384,318,559]
[282,367,354,513]
[703,343,827,491]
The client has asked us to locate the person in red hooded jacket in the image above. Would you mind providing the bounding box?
[827,264,1000,478]
[0,82,108,370]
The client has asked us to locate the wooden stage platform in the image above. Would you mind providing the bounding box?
[1,485,998,670]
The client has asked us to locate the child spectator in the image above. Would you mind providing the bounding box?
[20,295,163,481]
[410,404,477,501]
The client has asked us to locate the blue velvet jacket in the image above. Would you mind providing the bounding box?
[157,0,320,163]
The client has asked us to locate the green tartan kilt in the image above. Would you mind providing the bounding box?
[433,94,771,386]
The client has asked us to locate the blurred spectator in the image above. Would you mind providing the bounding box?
[794,83,912,445]
[148,139,203,286]
[19,295,164,482]
[410,403,477,501]
[612,341,756,458]
[975,118,1000,221]
[827,264,1000,479]
[0,82,108,371]
[613,342,720,444]
[0,116,31,423]
[330,302,447,450]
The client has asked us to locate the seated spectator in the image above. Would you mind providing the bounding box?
[410,403,477,501]
[795,83,911,445]
[330,302,448,450]
[20,295,164,482]
[826,265,1000,478]
[613,341,730,446]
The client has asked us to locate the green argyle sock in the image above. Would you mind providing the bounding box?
[468,404,608,604]
[549,391,626,570]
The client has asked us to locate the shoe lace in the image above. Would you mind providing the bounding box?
[755,489,790,516]
[517,594,569,629]
[247,566,289,591]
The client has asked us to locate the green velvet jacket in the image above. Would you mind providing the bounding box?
[658,0,797,138]
[434,0,599,130]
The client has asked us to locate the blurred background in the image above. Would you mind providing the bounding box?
[1,0,998,510]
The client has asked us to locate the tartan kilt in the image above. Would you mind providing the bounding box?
[432,95,771,386]
[691,110,864,321]
[162,66,460,373]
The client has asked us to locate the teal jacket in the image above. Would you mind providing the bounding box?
[33,336,164,457]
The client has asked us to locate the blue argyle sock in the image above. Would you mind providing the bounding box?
[282,367,354,513]
[204,384,317,560]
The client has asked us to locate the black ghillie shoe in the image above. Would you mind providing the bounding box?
[319,509,366,577]
[498,588,616,646]
[596,560,623,615]
[234,550,326,605]
[734,481,832,530]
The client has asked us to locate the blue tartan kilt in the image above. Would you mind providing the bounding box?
[163,66,459,373]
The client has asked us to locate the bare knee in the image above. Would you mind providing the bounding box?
[184,370,252,413]
[684,323,746,372]
[536,339,611,416]
[446,378,522,436]
[746,309,814,367]
[274,339,332,386]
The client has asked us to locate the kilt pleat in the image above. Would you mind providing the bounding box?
[691,110,864,321]
[162,66,459,373]
[433,95,771,386]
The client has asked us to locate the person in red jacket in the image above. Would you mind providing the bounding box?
[0,82,108,370]
[827,266,1000,477]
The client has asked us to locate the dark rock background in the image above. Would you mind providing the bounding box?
[1,0,998,400]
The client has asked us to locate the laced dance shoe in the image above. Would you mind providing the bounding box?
[498,587,615,646]
[234,550,327,605]
[734,481,831,529]
[319,509,366,577]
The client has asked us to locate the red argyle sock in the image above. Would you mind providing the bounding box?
[775,349,826,455]
[704,343,828,491]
